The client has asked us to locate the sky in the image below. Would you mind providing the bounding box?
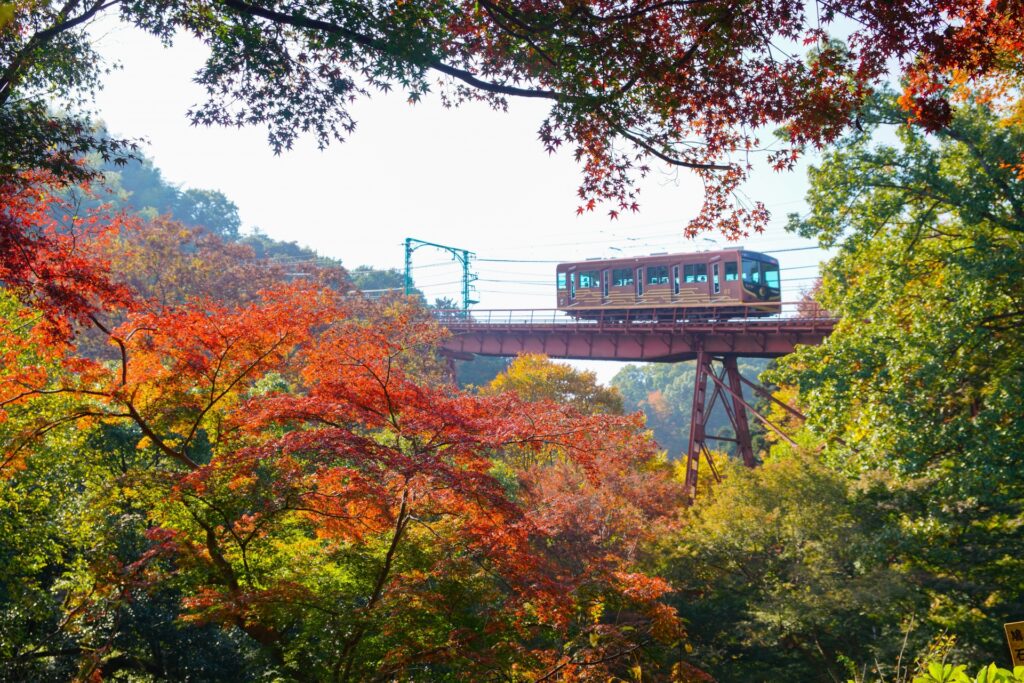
[87,18,830,382]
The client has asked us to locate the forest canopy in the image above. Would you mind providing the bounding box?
[2,0,1022,236]
[2,0,1024,681]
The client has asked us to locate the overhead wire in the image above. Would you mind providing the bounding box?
[476,245,824,265]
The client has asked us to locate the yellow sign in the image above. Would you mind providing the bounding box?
[1005,621,1024,666]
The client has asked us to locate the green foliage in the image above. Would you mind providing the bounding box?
[0,2,139,183]
[773,93,1024,662]
[911,663,1024,683]
[660,453,917,681]
[611,359,770,458]
[98,155,242,238]
[0,414,258,681]
[454,354,511,390]
[349,265,405,292]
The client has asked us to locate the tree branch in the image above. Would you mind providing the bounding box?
[218,0,565,100]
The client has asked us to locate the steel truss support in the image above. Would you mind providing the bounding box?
[683,354,802,501]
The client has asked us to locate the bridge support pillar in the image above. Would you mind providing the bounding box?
[724,356,756,468]
[684,354,762,501]
[683,351,710,499]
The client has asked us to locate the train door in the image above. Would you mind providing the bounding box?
[569,272,576,301]
[673,265,680,296]
[712,263,721,295]
[636,267,644,297]
[602,269,610,299]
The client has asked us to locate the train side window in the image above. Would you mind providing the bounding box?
[570,272,576,300]
[762,262,780,289]
[683,263,708,283]
[603,270,609,297]
[647,265,669,285]
[557,272,567,290]
[673,266,680,295]
[725,262,738,281]
[579,270,600,288]
[636,268,644,296]
[612,268,633,287]
[712,264,720,294]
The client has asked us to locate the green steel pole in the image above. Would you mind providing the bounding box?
[404,238,412,296]
[462,249,470,311]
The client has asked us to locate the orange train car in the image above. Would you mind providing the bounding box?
[555,248,781,320]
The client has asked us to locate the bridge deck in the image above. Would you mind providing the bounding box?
[438,306,836,362]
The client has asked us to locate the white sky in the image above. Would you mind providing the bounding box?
[88,19,830,382]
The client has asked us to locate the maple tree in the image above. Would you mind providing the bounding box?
[101,216,350,310]
[0,172,136,341]
[1,182,691,677]
[3,1,1022,236]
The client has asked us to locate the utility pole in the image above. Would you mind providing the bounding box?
[403,238,478,310]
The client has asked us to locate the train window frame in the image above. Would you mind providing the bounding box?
[636,268,644,296]
[602,270,609,297]
[673,265,680,295]
[684,263,708,283]
[570,272,577,300]
[612,268,633,287]
[712,263,720,294]
[725,262,738,281]
[557,272,567,290]
[647,265,670,285]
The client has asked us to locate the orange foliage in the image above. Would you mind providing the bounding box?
[1,176,698,679]
[0,172,136,340]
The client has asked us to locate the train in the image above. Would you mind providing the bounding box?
[555,248,781,320]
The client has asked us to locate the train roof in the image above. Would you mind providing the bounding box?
[557,248,777,268]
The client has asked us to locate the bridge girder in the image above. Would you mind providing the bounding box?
[440,312,835,501]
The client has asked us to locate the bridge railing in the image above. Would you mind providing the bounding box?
[433,301,835,330]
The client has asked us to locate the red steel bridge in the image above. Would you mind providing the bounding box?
[437,303,836,498]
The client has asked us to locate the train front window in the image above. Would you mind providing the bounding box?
[762,262,780,290]
[725,262,738,281]
[557,273,567,290]
[742,258,761,284]
[647,265,669,285]
[684,263,707,283]
[612,268,633,287]
[579,270,600,288]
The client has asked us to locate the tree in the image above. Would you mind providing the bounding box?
[660,454,917,682]
[484,353,623,415]
[174,188,242,239]
[103,216,349,308]
[97,150,243,237]
[0,3,137,184]
[771,92,1024,661]
[349,265,405,293]
[5,1,1023,234]
[0,172,136,340]
[454,354,511,390]
[98,149,253,238]
[1,194,691,678]
[104,217,284,309]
